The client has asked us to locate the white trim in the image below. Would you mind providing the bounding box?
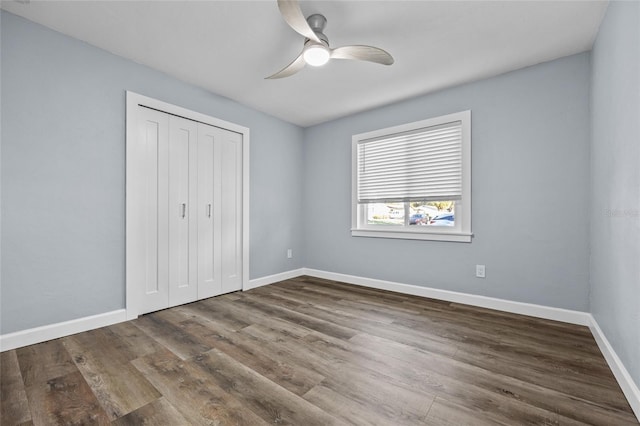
[588,316,640,420]
[245,268,306,291]
[301,268,591,325]
[125,91,250,319]
[0,309,127,352]
[351,229,473,242]
[3,268,638,422]
[242,129,251,295]
[301,268,638,420]
[126,92,249,135]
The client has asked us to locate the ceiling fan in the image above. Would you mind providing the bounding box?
[266,0,394,79]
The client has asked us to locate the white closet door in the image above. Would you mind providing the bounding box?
[197,123,222,299]
[220,130,243,293]
[137,107,170,314]
[131,96,245,316]
[168,116,198,307]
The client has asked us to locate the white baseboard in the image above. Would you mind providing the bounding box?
[589,316,640,419]
[1,266,306,352]
[302,268,591,326]
[245,268,306,291]
[0,309,127,352]
[3,269,637,422]
[300,268,638,421]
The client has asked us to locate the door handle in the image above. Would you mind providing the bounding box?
[181,203,186,218]
[207,203,212,218]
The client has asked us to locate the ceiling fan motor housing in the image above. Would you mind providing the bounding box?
[305,14,329,46]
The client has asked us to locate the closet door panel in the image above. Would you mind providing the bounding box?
[220,131,243,293]
[197,124,222,299]
[168,116,198,307]
[138,107,169,314]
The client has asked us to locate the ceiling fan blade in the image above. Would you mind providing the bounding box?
[265,52,306,79]
[331,45,394,66]
[277,0,322,44]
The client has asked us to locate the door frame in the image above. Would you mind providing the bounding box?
[125,91,250,320]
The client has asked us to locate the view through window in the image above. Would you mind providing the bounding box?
[365,201,455,226]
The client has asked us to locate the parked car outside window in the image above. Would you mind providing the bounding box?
[429,213,454,226]
[409,213,427,225]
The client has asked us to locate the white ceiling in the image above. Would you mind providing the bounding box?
[1,0,608,127]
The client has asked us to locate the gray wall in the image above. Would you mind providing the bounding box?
[3,2,638,404]
[0,11,305,334]
[590,1,640,386]
[303,53,591,311]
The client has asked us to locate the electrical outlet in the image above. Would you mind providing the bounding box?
[287,249,293,259]
[476,264,486,278]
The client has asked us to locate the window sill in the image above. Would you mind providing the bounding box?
[351,228,473,243]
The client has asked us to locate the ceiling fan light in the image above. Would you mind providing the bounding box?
[303,44,330,67]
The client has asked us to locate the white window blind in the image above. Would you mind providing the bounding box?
[357,120,463,203]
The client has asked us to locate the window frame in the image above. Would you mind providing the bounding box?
[351,110,472,243]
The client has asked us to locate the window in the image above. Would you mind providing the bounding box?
[351,110,472,242]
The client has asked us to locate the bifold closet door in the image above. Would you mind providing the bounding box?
[137,107,170,314]
[197,124,222,299]
[220,130,243,294]
[135,105,243,315]
[198,124,243,297]
[168,116,198,306]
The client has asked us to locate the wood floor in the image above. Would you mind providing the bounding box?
[1,276,637,425]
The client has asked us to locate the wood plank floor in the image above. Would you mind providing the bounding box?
[1,276,637,425]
